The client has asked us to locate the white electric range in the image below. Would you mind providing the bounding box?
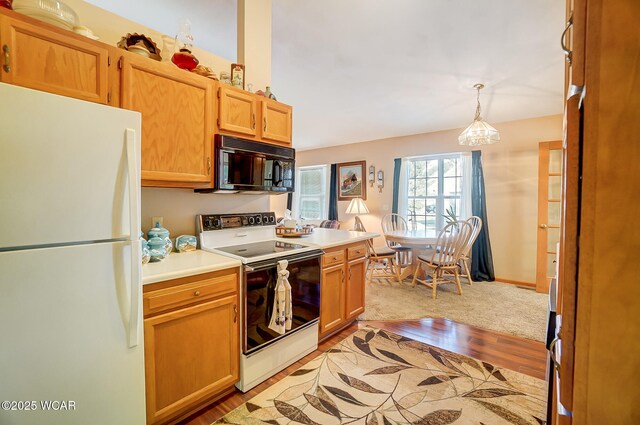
[197,212,323,392]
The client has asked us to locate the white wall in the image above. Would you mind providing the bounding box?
[64,0,233,74]
[276,115,563,284]
[141,189,270,237]
[82,0,237,61]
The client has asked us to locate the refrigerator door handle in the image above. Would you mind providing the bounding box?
[125,128,141,348]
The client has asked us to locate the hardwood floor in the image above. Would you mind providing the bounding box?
[179,318,548,425]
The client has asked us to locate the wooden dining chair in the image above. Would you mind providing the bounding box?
[354,216,401,285]
[380,213,413,267]
[411,221,473,299]
[319,220,340,229]
[459,216,483,285]
[364,237,402,285]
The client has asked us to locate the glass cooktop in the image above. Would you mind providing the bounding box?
[215,240,308,259]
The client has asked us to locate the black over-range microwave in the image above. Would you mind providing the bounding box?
[196,135,295,194]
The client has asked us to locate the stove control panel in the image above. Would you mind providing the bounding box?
[198,212,277,231]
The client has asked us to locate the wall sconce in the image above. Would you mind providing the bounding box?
[369,166,375,187]
[377,170,384,192]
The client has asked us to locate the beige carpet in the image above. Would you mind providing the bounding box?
[217,327,547,424]
[358,279,548,341]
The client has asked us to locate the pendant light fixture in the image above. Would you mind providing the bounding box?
[458,83,500,146]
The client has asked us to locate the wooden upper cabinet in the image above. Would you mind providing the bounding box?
[261,98,292,145]
[120,53,214,188]
[218,85,257,137]
[0,13,108,103]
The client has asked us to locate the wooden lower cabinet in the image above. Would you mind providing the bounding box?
[345,258,366,320]
[319,264,344,335]
[143,268,239,425]
[319,242,368,340]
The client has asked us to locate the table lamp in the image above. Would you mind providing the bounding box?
[346,198,369,231]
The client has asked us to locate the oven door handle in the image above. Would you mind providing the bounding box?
[245,252,324,272]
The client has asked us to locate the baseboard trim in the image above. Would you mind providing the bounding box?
[495,277,536,288]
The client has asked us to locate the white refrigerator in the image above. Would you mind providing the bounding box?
[0,84,146,425]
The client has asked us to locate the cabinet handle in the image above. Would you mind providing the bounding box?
[252,113,256,129]
[560,14,573,65]
[341,269,344,282]
[2,45,10,73]
[263,117,267,132]
[207,156,211,175]
[333,256,338,261]
[194,290,201,296]
[233,304,238,322]
[549,336,561,375]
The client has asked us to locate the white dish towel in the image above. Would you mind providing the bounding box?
[268,259,292,335]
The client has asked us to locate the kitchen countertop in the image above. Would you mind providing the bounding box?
[286,228,379,249]
[142,250,242,285]
[142,229,377,284]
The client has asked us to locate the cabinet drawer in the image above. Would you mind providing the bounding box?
[348,244,367,260]
[322,250,345,268]
[144,273,236,316]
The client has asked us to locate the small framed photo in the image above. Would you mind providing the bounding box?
[231,63,245,90]
[337,161,367,200]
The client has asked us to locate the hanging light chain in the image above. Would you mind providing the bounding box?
[474,83,484,121]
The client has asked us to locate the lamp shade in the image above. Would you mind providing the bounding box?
[345,198,369,214]
[458,119,501,146]
[458,83,500,146]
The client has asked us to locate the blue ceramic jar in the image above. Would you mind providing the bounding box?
[148,223,172,256]
[147,235,167,262]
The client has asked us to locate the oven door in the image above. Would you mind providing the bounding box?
[243,251,322,355]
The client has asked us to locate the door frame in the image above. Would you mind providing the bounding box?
[536,140,563,293]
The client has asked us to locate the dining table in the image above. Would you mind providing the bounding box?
[383,227,441,280]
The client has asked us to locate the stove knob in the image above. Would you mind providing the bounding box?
[269,215,275,223]
[213,218,221,228]
[248,216,255,225]
[263,215,269,223]
[256,215,262,224]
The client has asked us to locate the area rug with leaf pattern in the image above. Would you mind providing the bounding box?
[217,327,547,424]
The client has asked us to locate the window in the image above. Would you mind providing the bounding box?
[406,154,467,231]
[296,165,328,220]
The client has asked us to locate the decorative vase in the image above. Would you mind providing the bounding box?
[171,48,199,70]
[171,18,199,70]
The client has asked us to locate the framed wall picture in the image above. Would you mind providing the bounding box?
[231,63,245,89]
[337,161,367,200]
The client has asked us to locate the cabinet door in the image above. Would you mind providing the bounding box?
[320,264,345,336]
[120,54,213,188]
[144,295,239,425]
[261,99,292,145]
[0,15,108,103]
[218,85,257,136]
[345,258,366,320]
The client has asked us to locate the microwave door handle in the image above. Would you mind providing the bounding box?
[273,160,283,186]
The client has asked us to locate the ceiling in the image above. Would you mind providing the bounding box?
[271,0,566,150]
[88,1,565,151]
